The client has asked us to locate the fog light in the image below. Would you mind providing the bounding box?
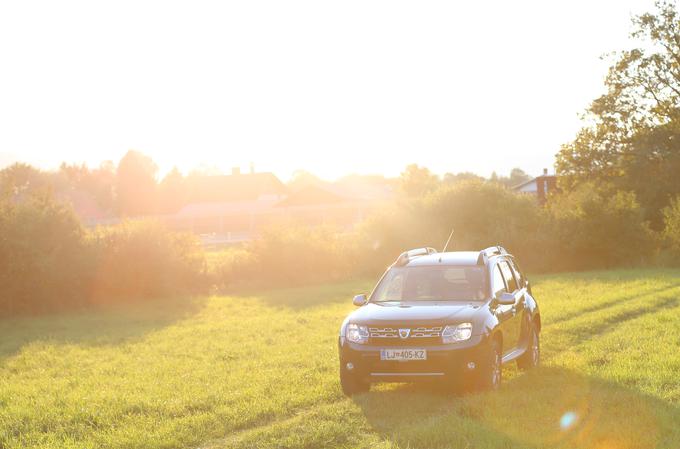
[467,362,476,370]
[346,362,354,371]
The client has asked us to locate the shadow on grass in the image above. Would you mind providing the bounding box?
[531,267,680,284]
[0,296,207,364]
[551,296,679,347]
[353,367,680,449]
[549,282,680,326]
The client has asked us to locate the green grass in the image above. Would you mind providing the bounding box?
[2,269,680,449]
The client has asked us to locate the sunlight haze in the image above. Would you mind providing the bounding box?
[0,0,657,180]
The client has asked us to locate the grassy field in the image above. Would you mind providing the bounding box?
[2,269,680,449]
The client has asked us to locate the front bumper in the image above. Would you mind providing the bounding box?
[338,334,490,383]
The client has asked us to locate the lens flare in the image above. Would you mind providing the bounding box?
[560,411,578,431]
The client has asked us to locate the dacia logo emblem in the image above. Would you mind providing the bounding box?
[399,328,410,339]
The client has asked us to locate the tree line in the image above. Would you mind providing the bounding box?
[1,152,533,220]
[1,151,201,218]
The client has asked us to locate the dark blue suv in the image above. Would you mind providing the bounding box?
[338,246,541,395]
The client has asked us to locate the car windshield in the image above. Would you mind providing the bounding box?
[371,265,488,302]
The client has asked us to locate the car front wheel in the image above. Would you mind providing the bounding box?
[478,338,502,391]
[340,366,369,396]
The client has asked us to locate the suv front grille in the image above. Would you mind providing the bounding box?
[368,326,444,345]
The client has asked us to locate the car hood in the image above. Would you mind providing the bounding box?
[348,301,484,325]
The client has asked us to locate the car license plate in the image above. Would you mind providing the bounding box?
[380,349,427,361]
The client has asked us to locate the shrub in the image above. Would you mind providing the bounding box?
[0,193,208,315]
[206,246,257,290]
[0,195,89,314]
[544,184,655,271]
[354,181,655,274]
[661,196,680,265]
[422,181,543,260]
[210,224,354,288]
[87,220,206,300]
[0,179,665,316]
[353,199,437,276]
[355,181,544,274]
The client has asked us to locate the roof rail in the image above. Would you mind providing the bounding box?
[477,245,509,265]
[394,247,437,266]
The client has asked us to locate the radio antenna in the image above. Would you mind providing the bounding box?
[441,228,454,253]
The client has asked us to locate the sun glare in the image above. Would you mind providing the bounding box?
[0,0,658,180]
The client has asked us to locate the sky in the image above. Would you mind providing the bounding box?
[0,0,660,181]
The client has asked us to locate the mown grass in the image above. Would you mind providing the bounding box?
[1,269,680,448]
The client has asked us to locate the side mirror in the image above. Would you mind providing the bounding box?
[495,291,515,305]
[352,294,368,307]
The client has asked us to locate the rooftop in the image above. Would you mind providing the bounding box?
[187,172,287,203]
[405,251,484,267]
[275,185,347,207]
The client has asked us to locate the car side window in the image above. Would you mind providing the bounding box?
[508,259,525,288]
[492,265,506,297]
[499,261,518,292]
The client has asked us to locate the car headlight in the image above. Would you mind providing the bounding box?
[346,323,369,344]
[442,323,472,343]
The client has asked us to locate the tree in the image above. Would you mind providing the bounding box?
[59,162,116,213]
[488,168,533,188]
[0,163,54,199]
[158,167,187,214]
[442,171,485,184]
[399,164,439,197]
[623,123,680,225]
[116,150,158,216]
[556,0,680,227]
[662,195,680,260]
[508,168,532,187]
[288,170,326,192]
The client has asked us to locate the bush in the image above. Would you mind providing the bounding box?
[661,196,680,265]
[206,246,256,290]
[355,181,543,274]
[87,220,206,300]
[544,184,655,271]
[354,181,655,274]
[0,194,208,315]
[0,179,664,316]
[353,199,437,276]
[423,181,543,262]
[0,195,89,314]
[210,224,354,288]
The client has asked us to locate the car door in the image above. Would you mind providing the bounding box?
[508,258,532,347]
[491,263,519,357]
[498,260,524,354]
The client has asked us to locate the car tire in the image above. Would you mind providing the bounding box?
[340,368,369,396]
[478,338,502,391]
[517,323,540,370]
